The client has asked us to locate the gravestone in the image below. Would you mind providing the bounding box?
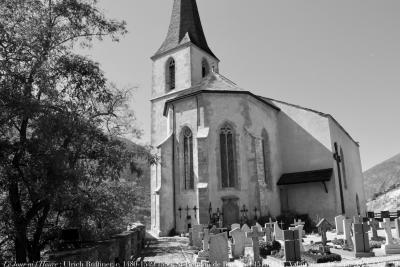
[335,215,345,235]
[255,222,264,240]
[343,218,353,249]
[316,218,332,253]
[200,228,210,251]
[368,219,380,241]
[352,222,374,257]
[289,225,305,252]
[246,226,265,264]
[283,230,301,263]
[353,215,362,224]
[274,221,284,241]
[210,225,219,234]
[230,227,246,258]
[264,227,273,242]
[231,223,241,230]
[209,232,229,266]
[192,224,204,248]
[241,224,252,246]
[189,228,193,246]
[395,218,400,239]
[380,218,400,254]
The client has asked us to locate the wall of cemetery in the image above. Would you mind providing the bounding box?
[47,225,146,262]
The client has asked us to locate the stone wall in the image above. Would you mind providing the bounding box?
[47,224,146,263]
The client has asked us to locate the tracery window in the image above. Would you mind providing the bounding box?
[183,127,194,190]
[220,124,236,188]
[167,58,175,90]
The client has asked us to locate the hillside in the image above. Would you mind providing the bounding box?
[119,138,151,227]
[367,186,400,211]
[363,153,400,201]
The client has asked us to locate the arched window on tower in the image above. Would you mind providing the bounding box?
[262,129,272,190]
[220,124,236,188]
[202,58,209,78]
[166,58,175,91]
[183,127,194,190]
[340,147,347,189]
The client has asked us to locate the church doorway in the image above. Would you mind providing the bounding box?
[221,196,239,227]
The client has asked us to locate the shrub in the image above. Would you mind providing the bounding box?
[259,240,281,258]
[303,250,342,263]
[274,212,317,234]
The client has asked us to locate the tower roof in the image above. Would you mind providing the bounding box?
[153,0,218,60]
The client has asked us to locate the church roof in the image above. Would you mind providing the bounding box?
[153,0,217,60]
[260,97,359,146]
[162,72,280,116]
[277,168,333,186]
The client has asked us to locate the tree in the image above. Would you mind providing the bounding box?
[0,0,150,262]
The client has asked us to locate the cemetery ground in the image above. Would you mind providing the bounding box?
[139,228,400,266]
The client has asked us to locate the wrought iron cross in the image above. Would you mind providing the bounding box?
[240,204,248,217]
[186,205,190,218]
[279,221,285,230]
[193,206,198,219]
[178,207,182,219]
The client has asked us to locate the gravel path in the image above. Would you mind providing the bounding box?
[138,236,198,264]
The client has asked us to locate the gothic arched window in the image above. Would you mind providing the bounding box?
[183,127,194,190]
[166,58,175,91]
[220,124,236,188]
[262,129,272,190]
[340,147,347,189]
[202,58,209,78]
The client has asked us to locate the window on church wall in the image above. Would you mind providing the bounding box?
[183,127,194,190]
[220,125,236,188]
[166,58,176,91]
[340,147,347,189]
[202,58,209,78]
[262,129,272,190]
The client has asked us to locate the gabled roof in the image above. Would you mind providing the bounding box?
[261,96,359,146]
[162,72,280,116]
[153,0,217,60]
[277,169,333,186]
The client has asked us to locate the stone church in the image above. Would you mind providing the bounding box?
[150,0,366,236]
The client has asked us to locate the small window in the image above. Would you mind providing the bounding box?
[183,127,194,190]
[202,58,209,78]
[220,124,236,188]
[166,58,175,91]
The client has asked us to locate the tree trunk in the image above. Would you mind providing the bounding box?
[28,245,41,263]
[15,227,28,263]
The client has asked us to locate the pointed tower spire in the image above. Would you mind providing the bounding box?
[153,0,217,60]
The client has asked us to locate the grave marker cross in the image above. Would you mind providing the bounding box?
[246,226,265,263]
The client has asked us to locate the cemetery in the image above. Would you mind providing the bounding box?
[137,211,400,266]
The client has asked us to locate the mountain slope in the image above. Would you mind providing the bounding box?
[364,153,400,201]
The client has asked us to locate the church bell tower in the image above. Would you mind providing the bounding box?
[150,0,219,236]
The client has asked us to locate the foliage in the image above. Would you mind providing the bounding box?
[259,240,281,258]
[0,0,155,262]
[369,240,383,250]
[302,250,341,263]
[275,213,317,234]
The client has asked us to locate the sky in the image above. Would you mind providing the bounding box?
[79,0,400,171]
